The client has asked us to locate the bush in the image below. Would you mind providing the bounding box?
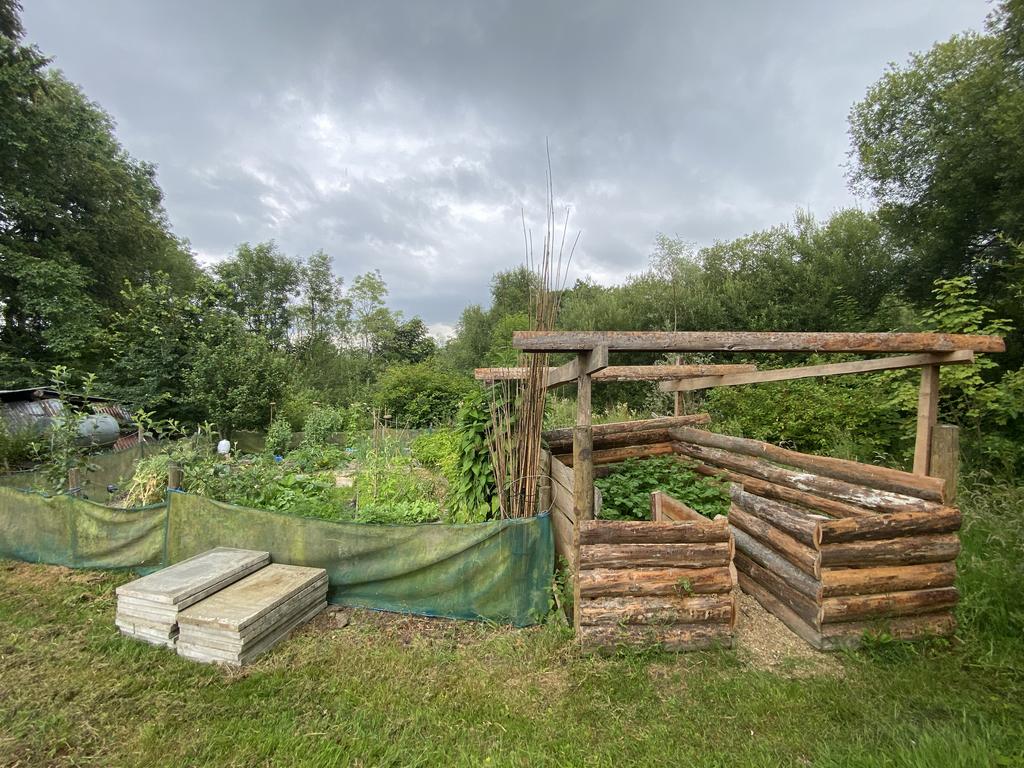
[302,405,345,448]
[705,368,904,464]
[355,499,440,525]
[354,435,445,523]
[266,417,293,456]
[278,387,319,431]
[410,429,458,469]
[343,402,373,432]
[372,361,474,428]
[0,420,37,471]
[594,456,730,520]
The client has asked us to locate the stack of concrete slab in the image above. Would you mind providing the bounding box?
[115,547,270,647]
[176,563,328,666]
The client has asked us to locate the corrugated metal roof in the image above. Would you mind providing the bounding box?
[0,387,135,436]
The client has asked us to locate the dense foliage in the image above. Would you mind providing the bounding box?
[594,457,731,520]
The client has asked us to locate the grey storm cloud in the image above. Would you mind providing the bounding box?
[23,0,989,338]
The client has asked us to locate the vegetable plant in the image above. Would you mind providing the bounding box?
[594,456,730,520]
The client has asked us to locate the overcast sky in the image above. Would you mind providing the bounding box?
[23,1,990,339]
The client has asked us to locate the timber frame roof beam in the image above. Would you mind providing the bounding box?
[658,351,975,393]
[512,331,1006,354]
[474,363,759,383]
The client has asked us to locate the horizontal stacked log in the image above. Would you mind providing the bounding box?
[544,414,711,454]
[727,482,960,650]
[576,516,736,652]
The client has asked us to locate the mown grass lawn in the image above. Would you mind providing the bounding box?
[1,481,1022,768]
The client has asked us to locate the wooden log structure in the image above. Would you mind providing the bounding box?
[671,426,946,503]
[721,455,963,650]
[512,330,1005,354]
[520,328,999,651]
[556,442,677,467]
[650,490,706,523]
[543,414,710,453]
[658,351,974,393]
[475,364,758,383]
[544,450,603,573]
[574,514,736,652]
[674,441,942,514]
[545,420,967,651]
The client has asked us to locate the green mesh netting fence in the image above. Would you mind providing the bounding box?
[0,488,553,626]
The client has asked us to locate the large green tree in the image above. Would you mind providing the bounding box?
[213,241,299,348]
[848,0,1024,355]
[0,6,195,383]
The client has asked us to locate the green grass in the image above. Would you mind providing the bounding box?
[1,479,1023,767]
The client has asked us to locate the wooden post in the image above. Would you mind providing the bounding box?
[572,352,595,636]
[167,462,183,492]
[538,451,552,513]
[67,467,81,497]
[929,424,959,503]
[673,355,682,416]
[913,365,940,475]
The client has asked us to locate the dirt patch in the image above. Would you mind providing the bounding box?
[733,591,840,677]
[0,560,114,588]
[333,469,356,488]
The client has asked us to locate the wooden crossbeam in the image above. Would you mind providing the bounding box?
[513,331,1005,354]
[658,351,974,393]
[545,345,608,388]
[474,363,758,383]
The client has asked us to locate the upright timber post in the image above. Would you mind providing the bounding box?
[571,345,606,636]
[538,451,552,514]
[673,355,682,417]
[929,423,960,503]
[67,467,81,497]
[913,364,940,475]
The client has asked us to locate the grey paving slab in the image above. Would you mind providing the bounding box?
[177,587,326,653]
[116,624,177,648]
[177,600,325,666]
[177,564,327,632]
[116,547,270,607]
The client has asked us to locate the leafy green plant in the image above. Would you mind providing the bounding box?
[594,456,730,520]
[355,499,440,525]
[266,416,293,457]
[33,366,101,493]
[302,405,345,448]
[410,429,458,469]
[448,390,497,523]
[354,435,445,523]
[0,420,37,471]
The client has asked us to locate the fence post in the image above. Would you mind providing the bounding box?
[538,451,551,514]
[167,462,183,492]
[67,467,81,497]
[929,423,960,504]
[913,364,940,475]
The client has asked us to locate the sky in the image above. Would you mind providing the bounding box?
[23,0,991,340]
